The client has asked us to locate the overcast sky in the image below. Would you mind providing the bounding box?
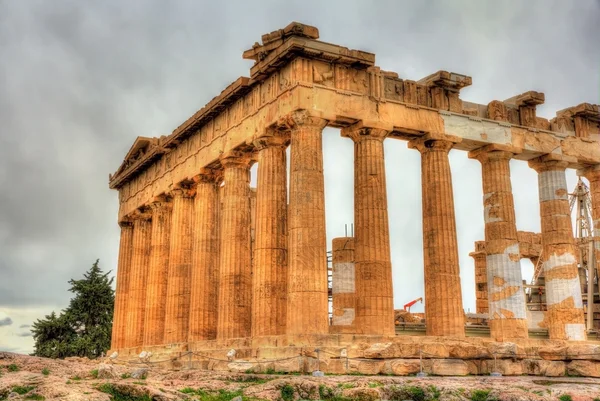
[1,0,599,354]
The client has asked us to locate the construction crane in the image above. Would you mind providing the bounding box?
[403,297,423,313]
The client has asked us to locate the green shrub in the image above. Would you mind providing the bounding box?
[12,386,35,395]
[471,389,499,401]
[41,368,50,376]
[281,384,295,401]
[90,369,99,379]
[7,364,19,372]
[406,386,426,401]
[559,395,573,401]
[386,385,426,401]
[97,384,152,401]
[25,394,45,400]
[120,373,131,379]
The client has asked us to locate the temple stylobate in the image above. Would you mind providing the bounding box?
[109,22,600,359]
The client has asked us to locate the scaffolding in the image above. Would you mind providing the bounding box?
[527,178,599,330]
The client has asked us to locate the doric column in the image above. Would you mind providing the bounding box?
[217,151,253,340]
[252,135,289,337]
[529,157,586,340]
[408,136,465,337]
[341,123,394,335]
[164,187,194,344]
[469,147,528,340]
[330,237,356,333]
[125,212,152,348]
[111,220,133,350]
[189,169,221,341]
[143,199,172,346]
[286,111,329,335]
[469,241,488,314]
[579,166,600,286]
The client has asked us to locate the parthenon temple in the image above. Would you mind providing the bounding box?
[108,23,600,373]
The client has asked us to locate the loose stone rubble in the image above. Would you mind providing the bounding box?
[2,352,600,401]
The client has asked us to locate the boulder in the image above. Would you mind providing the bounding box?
[538,344,567,360]
[130,368,148,379]
[294,380,320,400]
[389,359,421,376]
[227,361,258,373]
[97,363,116,379]
[447,342,490,359]
[362,341,448,359]
[343,387,380,401]
[544,361,566,377]
[486,342,522,358]
[354,360,385,375]
[567,360,600,377]
[566,344,600,360]
[430,359,469,376]
[273,356,302,373]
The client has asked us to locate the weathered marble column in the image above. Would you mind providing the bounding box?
[470,147,528,340]
[579,166,600,285]
[252,135,288,337]
[341,123,394,335]
[125,212,152,348]
[143,200,172,346]
[330,237,356,333]
[189,170,221,341]
[287,111,329,335]
[409,136,465,337]
[111,220,133,350]
[217,151,253,340]
[469,241,489,314]
[529,157,586,340]
[164,187,194,344]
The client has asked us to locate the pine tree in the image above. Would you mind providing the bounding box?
[31,260,115,359]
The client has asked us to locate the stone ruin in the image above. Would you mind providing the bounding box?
[107,23,600,376]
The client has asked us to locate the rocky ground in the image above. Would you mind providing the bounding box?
[1,352,600,401]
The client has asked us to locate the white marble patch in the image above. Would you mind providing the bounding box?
[332,262,355,294]
[538,170,568,202]
[487,244,527,319]
[332,308,355,326]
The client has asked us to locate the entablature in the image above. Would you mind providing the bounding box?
[109,22,600,217]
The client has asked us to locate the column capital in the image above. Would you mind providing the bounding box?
[118,219,133,228]
[220,150,254,169]
[192,167,223,184]
[169,183,194,198]
[149,198,172,213]
[528,154,574,173]
[341,120,392,143]
[278,109,328,131]
[253,133,289,151]
[130,208,152,221]
[468,144,521,163]
[407,133,461,154]
[577,164,600,180]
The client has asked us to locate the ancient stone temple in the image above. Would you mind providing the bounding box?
[108,23,600,376]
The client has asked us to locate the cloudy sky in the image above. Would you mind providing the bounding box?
[1,0,599,354]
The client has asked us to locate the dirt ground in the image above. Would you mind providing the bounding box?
[1,351,600,401]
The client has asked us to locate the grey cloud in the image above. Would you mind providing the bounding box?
[0,317,13,327]
[19,324,30,329]
[0,0,598,329]
[16,332,33,338]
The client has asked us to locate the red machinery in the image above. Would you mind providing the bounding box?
[403,297,423,312]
